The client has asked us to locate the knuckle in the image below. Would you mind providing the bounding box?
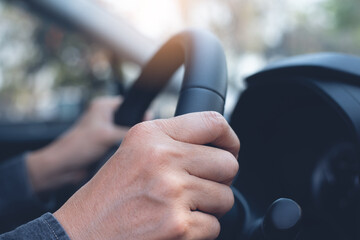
[222,151,239,181]
[128,122,145,136]
[125,121,152,140]
[148,142,181,167]
[168,215,189,238]
[150,144,169,163]
[227,154,239,179]
[208,216,221,238]
[212,186,234,214]
[146,143,177,168]
[236,136,241,149]
[152,118,177,136]
[223,187,235,212]
[234,137,241,154]
[156,174,185,199]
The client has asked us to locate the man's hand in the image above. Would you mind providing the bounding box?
[54,112,240,240]
[26,96,129,192]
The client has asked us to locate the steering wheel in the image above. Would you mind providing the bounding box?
[89,29,227,200]
[111,30,303,240]
[113,29,227,125]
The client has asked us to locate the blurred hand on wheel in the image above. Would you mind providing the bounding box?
[26,96,129,193]
[54,111,240,240]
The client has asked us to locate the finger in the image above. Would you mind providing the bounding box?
[91,96,123,112]
[186,175,234,217]
[95,96,124,123]
[102,96,123,112]
[188,211,221,240]
[143,110,154,121]
[109,126,130,142]
[155,112,240,158]
[179,143,239,185]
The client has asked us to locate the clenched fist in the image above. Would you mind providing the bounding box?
[54,111,240,240]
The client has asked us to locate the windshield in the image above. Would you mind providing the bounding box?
[0,0,359,122]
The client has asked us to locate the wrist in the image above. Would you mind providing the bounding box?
[27,149,53,192]
[26,145,65,192]
[26,128,86,192]
[53,182,103,240]
[54,201,85,240]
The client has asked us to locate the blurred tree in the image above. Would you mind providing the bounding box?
[1,0,360,121]
[0,1,121,122]
[265,0,360,58]
[324,0,360,50]
[325,0,360,31]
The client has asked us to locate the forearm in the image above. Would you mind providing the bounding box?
[26,128,88,192]
[26,119,123,193]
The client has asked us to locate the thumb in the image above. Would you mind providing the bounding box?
[106,96,123,112]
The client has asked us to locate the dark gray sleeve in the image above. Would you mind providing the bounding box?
[0,213,70,240]
[0,154,56,232]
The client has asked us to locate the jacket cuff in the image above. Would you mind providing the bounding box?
[0,213,70,240]
[0,154,56,232]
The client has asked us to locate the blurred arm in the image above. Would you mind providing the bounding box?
[0,155,56,233]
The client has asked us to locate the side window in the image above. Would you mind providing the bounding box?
[0,3,123,124]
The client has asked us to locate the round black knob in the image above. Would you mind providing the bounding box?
[262,198,302,240]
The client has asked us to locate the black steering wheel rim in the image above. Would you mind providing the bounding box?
[114,29,228,126]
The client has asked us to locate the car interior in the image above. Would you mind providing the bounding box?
[1,1,360,240]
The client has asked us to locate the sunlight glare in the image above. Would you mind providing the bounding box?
[98,0,184,40]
